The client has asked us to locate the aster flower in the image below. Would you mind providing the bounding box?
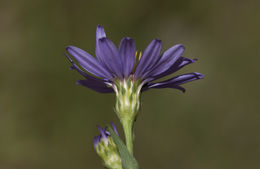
[65,25,203,94]
[65,25,203,155]
[94,123,122,169]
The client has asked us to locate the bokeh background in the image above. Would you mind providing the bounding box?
[1,0,260,169]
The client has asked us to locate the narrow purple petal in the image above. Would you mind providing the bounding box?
[104,127,110,136]
[96,25,106,42]
[147,44,185,77]
[77,80,113,93]
[93,136,100,147]
[143,84,186,92]
[148,72,203,89]
[119,37,136,78]
[65,53,102,80]
[66,46,112,79]
[98,38,123,78]
[149,57,198,82]
[97,126,108,143]
[134,39,162,79]
[65,53,89,78]
[177,57,197,69]
[111,122,119,135]
[170,85,186,92]
[66,53,113,93]
[95,25,107,62]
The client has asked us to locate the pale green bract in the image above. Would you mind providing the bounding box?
[112,78,142,155]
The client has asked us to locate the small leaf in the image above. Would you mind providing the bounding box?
[108,126,139,169]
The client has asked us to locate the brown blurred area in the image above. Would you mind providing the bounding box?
[0,0,260,169]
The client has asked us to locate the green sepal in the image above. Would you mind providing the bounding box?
[108,126,139,169]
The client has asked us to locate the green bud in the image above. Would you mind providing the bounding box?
[94,126,122,169]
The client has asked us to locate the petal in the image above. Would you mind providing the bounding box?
[95,25,107,62]
[66,46,112,79]
[97,126,108,143]
[111,122,119,135]
[96,25,106,42]
[98,38,123,78]
[169,85,186,92]
[177,57,197,69]
[134,39,162,79]
[150,57,198,82]
[77,80,113,93]
[66,53,113,93]
[65,52,89,78]
[141,83,186,93]
[93,136,100,147]
[148,44,185,77]
[118,37,136,78]
[65,53,101,80]
[104,127,110,136]
[148,72,203,89]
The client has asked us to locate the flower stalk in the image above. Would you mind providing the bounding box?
[121,118,134,154]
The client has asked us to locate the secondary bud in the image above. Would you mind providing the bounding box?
[94,123,122,169]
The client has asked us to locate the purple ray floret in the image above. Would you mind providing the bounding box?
[66,25,203,93]
[93,123,119,147]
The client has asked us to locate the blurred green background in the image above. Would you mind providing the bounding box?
[1,0,260,169]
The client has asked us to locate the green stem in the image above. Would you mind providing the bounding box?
[122,119,134,155]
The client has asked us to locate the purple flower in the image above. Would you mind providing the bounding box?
[65,25,203,93]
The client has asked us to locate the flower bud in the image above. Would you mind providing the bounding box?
[94,123,122,169]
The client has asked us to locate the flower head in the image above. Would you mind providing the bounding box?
[66,25,203,156]
[65,25,203,94]
[94,123,122,169]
